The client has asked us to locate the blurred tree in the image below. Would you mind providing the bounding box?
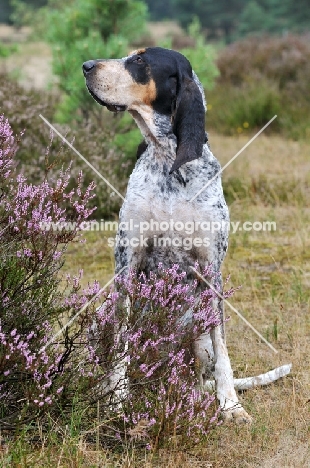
[9,0,48,28]
[171,0,246,43]
[1,0,14,23]
[238,0,294,36]
[157,0,310,40]
[144,0,174,20]
[237,1,270,36]
[170,0,203,29]
[285,0,310,32]
[204,0,246,42]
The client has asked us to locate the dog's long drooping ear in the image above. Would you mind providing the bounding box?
[170,72,206,174]
[136,140,148,160]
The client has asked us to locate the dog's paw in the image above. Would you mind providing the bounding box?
[222,406,253,425]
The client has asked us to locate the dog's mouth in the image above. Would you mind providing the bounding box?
[87,86,127,113]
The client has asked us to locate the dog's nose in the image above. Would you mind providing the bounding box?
[82,60,96,74]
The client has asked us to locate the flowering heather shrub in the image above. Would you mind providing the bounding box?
[88,265,234,448]
[0,115,100,428]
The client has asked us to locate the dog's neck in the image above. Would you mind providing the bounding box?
[129,107,174,146]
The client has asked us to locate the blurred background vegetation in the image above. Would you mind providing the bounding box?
[0,0,309,219]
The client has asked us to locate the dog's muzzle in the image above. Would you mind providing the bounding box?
[82,60,127,113]
[83,60,97,74]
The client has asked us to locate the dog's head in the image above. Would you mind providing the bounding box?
[83,47,206,172]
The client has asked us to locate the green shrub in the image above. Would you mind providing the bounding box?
[158,18,219,91]
[179,18,219,91]
[207,79,281,135]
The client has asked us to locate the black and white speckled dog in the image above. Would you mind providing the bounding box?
[82,47,252,423]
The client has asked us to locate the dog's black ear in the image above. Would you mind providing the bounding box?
[136,140,148,160]
[170,74,206,174]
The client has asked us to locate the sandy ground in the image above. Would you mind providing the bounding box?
[0,24,53,89]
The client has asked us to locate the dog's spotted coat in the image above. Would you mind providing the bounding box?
[83,47,252,423]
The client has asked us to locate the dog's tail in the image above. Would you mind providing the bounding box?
[203,363,292,391]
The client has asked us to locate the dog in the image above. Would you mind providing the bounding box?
[82,47,253,423]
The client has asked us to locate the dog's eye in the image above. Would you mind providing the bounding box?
[134,56,143,64]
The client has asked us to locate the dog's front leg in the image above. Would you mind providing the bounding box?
[109,295,131,408]
[111,237,138,409]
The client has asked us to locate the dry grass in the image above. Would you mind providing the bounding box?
[0,24,31,42]
[56,132,310,467]
[146,21,185,41]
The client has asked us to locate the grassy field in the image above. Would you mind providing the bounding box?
[46,132,310,468]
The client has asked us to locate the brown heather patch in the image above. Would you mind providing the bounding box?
[208,35,310,140]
